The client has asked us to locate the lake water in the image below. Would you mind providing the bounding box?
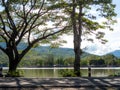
[2,67,120,77]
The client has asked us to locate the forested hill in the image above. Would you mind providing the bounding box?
[0,42,120,58]
[34,46,75,58]
[0,44,120,59]
[0,45,120,67]
[0,42,89,59]
[108,50,120,58]
[33,46,93,58]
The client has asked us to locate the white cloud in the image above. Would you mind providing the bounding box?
[62,17,120,55]
[61,35,73,48]
[84,18,120,55]
[104,18,120,43]
[60,1,120,55]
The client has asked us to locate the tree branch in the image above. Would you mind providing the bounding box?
[0,14,11,38]
[0,34,8,43]
[0,46,6,54]
[2,0,17,33]
[20,26,70,59]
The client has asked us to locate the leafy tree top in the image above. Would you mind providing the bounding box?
[49,0,117,44]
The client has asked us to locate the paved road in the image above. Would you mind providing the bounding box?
[0,77,120,90]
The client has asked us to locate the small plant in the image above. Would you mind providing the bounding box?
[109,72,120,77]
[60,69,80,77]
[6,70,24,77]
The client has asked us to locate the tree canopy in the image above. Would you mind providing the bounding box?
[52,0,117,76]
[0,0,117,76]
[0,0,70,76]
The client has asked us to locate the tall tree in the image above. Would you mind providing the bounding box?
[71,0,82,76]
[71,0,116,76]
[53,0,116,76]
[0,0,69,76]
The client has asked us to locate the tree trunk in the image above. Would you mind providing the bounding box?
[72,0,83,76]
[8,59,20,72]
[74,38,81,76]
[6,48,21,76]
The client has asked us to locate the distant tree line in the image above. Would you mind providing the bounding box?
[20,53,120,67]
[0,50,120,67]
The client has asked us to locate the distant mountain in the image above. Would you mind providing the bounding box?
[1,42,120,59]
[83,44,113,56]
[0,42,27,50]
[34,46,75,58]
[34,46,94,58]
[108,50,120,58]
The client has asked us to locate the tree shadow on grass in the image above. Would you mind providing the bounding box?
[87,77,120,90]
[15,77,120,90]
[1,77,120,90]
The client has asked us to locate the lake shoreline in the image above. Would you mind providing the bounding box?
[2,67,120,78]
[2,66,120,70]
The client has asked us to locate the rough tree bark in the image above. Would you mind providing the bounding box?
[72,0,83,76]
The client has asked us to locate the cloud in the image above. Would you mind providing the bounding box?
[61,35,73,48]
[61,1,120,55]
[84,18,120,55]
[104,18,120,44]
[62,17,120,55]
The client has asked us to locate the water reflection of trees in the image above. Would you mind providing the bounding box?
[3,68,120,77]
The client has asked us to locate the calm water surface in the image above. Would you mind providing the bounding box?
[2,67,120,77]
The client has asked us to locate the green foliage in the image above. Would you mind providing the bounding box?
[80,59,88,66]
[55,57,64,66]
[109,71,120,77]
[1,46,120,67]
[0,50,9,67]
[64,57,74,66]
[60,69,77,77]
[6,70,24,77]
[0,0,70,73]
[0,0,117,75]
[103,54,117,66]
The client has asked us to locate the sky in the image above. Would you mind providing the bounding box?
[62,0,120,55]
[0,0,120,55]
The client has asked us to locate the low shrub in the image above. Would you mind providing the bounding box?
[60,69,81,77]
[109,72,120,77]
[6,70,24,77]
